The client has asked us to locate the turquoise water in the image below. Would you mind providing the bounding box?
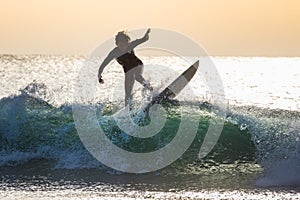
[0,90,255,170]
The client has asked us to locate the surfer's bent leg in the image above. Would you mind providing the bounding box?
[135,65,153,91]
[134,64,145,84]
[124,71,134,107]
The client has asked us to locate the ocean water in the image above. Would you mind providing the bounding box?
[0,55,299,199]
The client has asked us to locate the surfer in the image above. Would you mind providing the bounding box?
[98,29,153,107]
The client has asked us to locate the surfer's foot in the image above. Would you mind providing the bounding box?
[143,82,153,92]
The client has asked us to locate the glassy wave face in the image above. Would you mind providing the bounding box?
[0,55,299,187]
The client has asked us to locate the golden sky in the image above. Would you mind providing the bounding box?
[1,0,299,56]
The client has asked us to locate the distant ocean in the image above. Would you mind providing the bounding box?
[0,55,299,199]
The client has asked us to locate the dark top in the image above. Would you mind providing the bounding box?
[116,50,143,73]
[98,37,147,74]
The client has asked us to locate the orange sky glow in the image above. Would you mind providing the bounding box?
[0,0,299,56]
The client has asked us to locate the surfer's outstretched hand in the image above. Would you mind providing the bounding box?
[144,28,151,40]
[98,76,104,84]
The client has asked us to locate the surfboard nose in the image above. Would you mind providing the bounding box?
[192,60,199,71]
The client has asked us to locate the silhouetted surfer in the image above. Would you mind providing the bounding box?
[98,29,153,107]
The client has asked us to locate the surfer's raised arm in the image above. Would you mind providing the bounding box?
[129,28,151,50]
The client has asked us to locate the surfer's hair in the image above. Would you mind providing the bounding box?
[115,31,130,45]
